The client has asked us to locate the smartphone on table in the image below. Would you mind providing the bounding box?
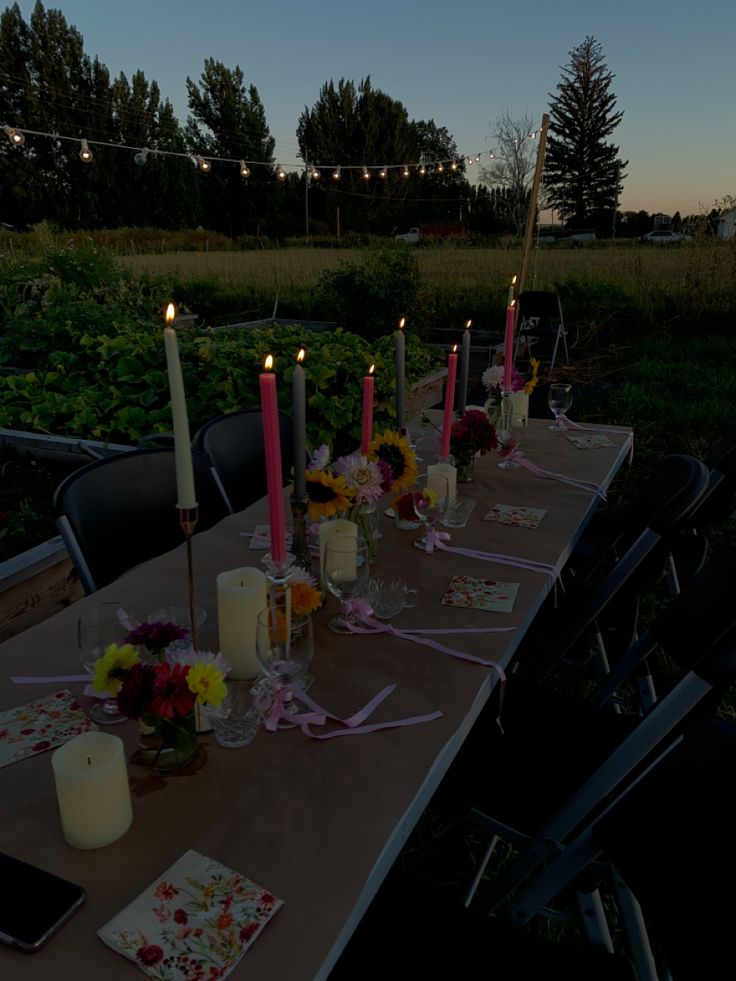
[0,851,86,953]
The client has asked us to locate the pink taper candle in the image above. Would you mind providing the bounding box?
[361,364,375,454]
[439,345,458,459]
[502,300,516,391]
[259,355,287,563]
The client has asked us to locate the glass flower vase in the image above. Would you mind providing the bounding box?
[454,454,476,483]
[345,502,379,561]
[138,711,198,771]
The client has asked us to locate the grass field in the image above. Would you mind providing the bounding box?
[117,243,736,294]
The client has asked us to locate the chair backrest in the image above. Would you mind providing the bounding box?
[690,437,736,528]
[552,454,710,660]
[191,409,295,514]
[593,717,736,980]
[516,290,563,325]
[53,447,230,594]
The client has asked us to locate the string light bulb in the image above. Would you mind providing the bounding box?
[310,167,320,180]
[239,160,250,178]
[332,166,341,180]
[79,138,93,163]
[450,160,458,171]
[402,165,410,178]
[362,167,370,180]
[379,166,387,179]
[3,125,25,146]
[133,147,149,166]
[198,156,211,172]
[436,163,444,173]
[419,163,426,176]
[276,164,286,180]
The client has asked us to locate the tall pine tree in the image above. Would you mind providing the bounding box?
[544,37,626,233]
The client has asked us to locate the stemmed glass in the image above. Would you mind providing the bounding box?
[548,383,573,431]
[412,471,449,549]
[255,609,314,724]
[78,602,129,725]
[323,537,371,634]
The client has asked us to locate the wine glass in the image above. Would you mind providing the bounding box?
[548,383,573,432]
[78,602,129,725]
[412,471,449,549]
[255,610,314,724]
[323,537,371,634]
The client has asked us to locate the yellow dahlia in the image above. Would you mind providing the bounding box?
[92,643,140,695]
[186,662,227,707]
[291,581,322,616]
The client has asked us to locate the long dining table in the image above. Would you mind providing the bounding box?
[0,419,633,980]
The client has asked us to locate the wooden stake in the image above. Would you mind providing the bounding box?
[516,113,550,308]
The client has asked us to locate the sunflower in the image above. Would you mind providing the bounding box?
[305,469,356,520]
[367,430,418,495]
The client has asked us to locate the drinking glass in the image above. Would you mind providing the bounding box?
[548,383,573,431]
[255,610,314,723]
[324,537,371,634]
[412,471,449,550]
[78,602,129,725]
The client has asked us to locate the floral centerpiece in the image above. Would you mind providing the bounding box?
[286,567,322,615]
[92,621,229,770]
[450,409,498,482]
[304,432,417,558]
[482,357,540,428]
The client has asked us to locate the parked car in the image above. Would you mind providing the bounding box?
[640,229,692,243]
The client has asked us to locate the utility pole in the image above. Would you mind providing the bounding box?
[612,162,620,239]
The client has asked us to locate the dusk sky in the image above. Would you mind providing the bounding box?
[12,0,736,217]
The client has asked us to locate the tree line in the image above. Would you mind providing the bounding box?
[0,4,693,240]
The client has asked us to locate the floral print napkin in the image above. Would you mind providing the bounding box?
[567,433,614,449]
[0,689,94,768]
[483,504,547,529]
[97,850,283,980]
[441,575,519,614]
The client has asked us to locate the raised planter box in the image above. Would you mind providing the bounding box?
[405,368,447,421]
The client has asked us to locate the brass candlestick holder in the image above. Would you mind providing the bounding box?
[178,505,200,652]
[289,493,312,572]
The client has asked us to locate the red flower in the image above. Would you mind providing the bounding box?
[116,663,156,720]
[239,923,259,943]
[216,911,234,930]
[31,740,51,752]
[154,881,177,900]
[261,893,275,906]
[148,663,196,719]
[173,907,188,924]
[136,944,164,966]
[19,728,35,736]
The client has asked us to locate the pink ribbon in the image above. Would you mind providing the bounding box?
[558,416,635,465]
[431,536,560,583]
[344,598,507,729]
[262,681,443,738]
[507,448,608,499]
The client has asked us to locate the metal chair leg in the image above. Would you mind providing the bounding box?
[609,862,660,981]
[463,835,499,907]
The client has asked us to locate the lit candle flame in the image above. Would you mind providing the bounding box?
[398,317,406,330]
[511,275,517,285]
[165,302,176,325]
[369,364,375,375]
[465,319,472,329]
[264,354,274,371]
[510,299,516,309]
[452,344,458,353]
[297,348,305,363]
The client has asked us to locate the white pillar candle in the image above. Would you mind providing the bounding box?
[51,732,133,850]
[319,518,358,592]
[510,389,529,427]
[216,567,267,680]
[427,461,457,504]
[163,304,197,509]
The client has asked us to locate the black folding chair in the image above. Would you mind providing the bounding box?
[452,548,736,971]
[503,715,736,981]
[514,290,569,369]
[53,447,230,594]
[520,454,710,683]
[191,408,295,514]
